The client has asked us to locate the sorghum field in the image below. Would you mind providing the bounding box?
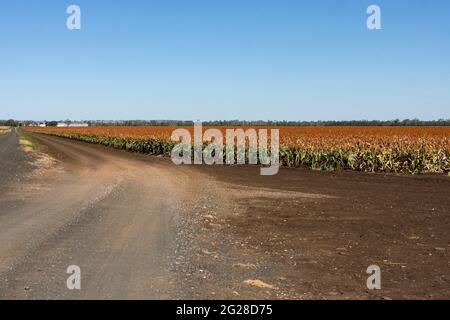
[23,126,450,174]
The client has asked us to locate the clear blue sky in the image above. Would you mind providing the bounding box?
[1,0,449,121]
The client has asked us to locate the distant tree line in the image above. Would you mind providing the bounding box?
[0,119,19,127]
[86,120,194,126]
[202,119,450,126]
[87,119,450,126]
[2,118,450,127]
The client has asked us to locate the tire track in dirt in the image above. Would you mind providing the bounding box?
[0,133,284,299]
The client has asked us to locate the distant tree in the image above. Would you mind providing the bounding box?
[62,118,450,127]
[4,119,17,127]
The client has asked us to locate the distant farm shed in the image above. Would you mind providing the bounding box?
[69,123,89,127]
[56,123,88,127]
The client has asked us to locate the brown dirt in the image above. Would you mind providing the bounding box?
[0,132,449,299]
[190,165,450,299]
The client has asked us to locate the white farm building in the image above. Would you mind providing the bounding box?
[56,123,88,127]
[69,123,89,127]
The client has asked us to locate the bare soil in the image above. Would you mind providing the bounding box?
[0,132,448,299]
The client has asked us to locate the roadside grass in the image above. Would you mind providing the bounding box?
[17,129,38,152]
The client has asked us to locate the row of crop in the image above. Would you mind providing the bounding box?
[27,130,450,175]
[280,147,450,174]
[35,131,176,155]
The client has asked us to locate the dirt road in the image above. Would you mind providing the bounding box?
[0,131,449,299]
[0,129,34,192]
